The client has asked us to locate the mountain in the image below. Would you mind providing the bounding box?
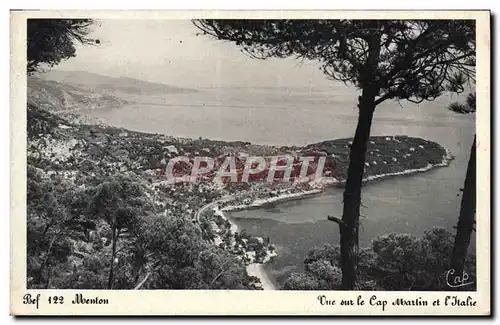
[37,70,198,95]
[27,77,128,112]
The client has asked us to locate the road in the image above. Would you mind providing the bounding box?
[246,264,277,290]
[194,195,235,223]
[194,195,277,290]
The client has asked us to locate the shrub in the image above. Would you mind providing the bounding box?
[448,102,471,114]
[283,228,476,291]
[466,92,476,112]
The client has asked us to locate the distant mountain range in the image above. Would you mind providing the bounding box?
[27,70,198,112]
[38,70,198,95]
[27,77,128,112]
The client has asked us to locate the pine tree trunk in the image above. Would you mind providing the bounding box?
[339,90,376,290]
[450,135,476,285]
[44,267,52,289]
[337,26,381,290]
[108,226,118,289]
[37,232,59,287]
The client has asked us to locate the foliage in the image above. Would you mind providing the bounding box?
[139,215,260,290]
[283,228,476,291]
[87,175,155,230]
[27,163,259,289]
[85,175,155,288]
[194,19,475,104]
[448,102,471,114]
[195,18,476,289]
[466,92,476,111]
[448,91,476,114]
[283,273,323,290]
[27,165,84,288]
[27,19,97,74]
[194,19,477,290]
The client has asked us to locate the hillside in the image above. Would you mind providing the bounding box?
[27,77,128,112]
[26,103,454,290]
[26,106,276,290]
[38,70,198,95]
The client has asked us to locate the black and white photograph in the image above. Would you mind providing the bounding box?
[10,10,491,315]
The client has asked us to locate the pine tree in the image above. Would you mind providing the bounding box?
[449,92,476,288]
[27,19,98,74]
[194,19,476,289]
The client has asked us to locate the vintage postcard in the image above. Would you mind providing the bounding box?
[10,10,490,316]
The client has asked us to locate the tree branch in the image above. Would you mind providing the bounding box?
[374,93,392,106]
[327,215,343,225]
[134,272,151,290]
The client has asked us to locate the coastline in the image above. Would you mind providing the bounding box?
[219,144,454,212]
[195,146,454,290]
[195,197,279,290]
[28,107,456,291]
[357,145,454,184]
[221,189,323,212]
[221,209,278,290]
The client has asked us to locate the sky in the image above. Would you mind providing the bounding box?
[54,19,335,89]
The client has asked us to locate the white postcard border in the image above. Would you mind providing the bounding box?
[10,10,491,316]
